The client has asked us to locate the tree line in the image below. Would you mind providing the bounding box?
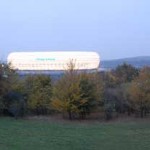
[0,62,150,120]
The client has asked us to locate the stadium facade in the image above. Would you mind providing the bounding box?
[7,51,100,74]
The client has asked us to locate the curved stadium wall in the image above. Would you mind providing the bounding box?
[7,51,100,72]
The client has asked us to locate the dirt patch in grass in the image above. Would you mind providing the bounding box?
[25,113,150,125]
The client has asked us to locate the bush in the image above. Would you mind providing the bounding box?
[4,91,26,118]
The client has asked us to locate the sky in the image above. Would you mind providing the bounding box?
[0,0,150,61]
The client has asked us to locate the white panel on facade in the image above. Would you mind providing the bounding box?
[7,51,100,71]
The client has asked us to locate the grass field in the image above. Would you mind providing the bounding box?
[0,117,150,150]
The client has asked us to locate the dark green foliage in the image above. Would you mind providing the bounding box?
[102,63,139,119]
[0,63,20,116]
[25,75,52,115]
[79,77,94,118]
[115,63,139,84]
[101,71,118,88]
[79,73,103,119]
[4,91,26,118]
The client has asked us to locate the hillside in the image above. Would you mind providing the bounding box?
[101,56,150,70]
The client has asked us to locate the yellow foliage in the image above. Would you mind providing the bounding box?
[129,67,150,110]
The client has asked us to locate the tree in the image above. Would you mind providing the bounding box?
[25,75,52,115]
[52,61,103,119]
[102,63,139,119]
[52,74,83,119]
[129,67,150,118]
[0,63,19,115]
[114,63,139,84]
[101,63,138,89]
[78,72,103,119]
[4,91,25,118]
[101,71,118,88]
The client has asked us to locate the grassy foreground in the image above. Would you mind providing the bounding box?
[0,117,150,150]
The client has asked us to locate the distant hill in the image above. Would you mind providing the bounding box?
[100,56,150,70]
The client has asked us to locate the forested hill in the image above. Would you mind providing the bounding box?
[101,56,150,70]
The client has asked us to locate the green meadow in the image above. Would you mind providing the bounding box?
[0,117,150,150]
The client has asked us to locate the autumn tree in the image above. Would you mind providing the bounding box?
[52,73,82,119]
[52,61,103,119]
[129,67,150,118]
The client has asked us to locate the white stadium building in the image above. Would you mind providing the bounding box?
[7,51,100,73]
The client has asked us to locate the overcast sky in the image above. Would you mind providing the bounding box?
[0,0,150,60]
